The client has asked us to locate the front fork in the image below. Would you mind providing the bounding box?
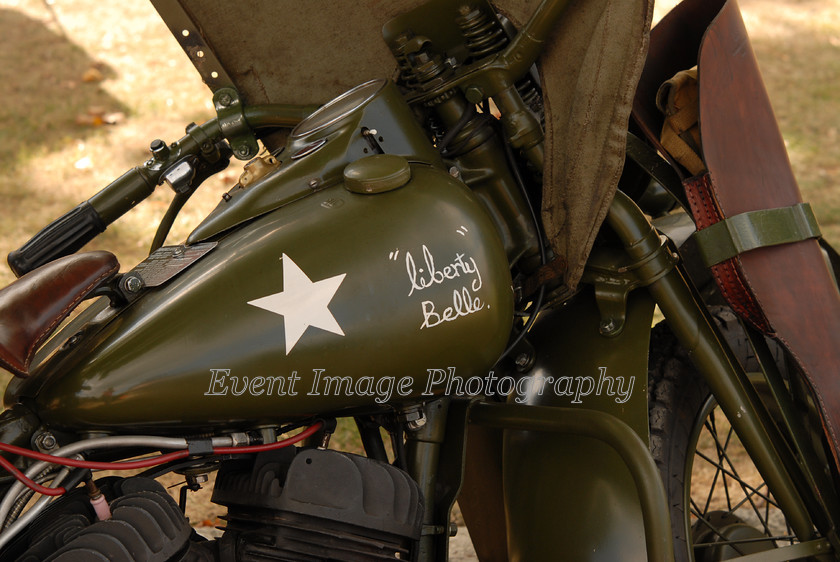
[405,191,839,560]
[606,191,838,550]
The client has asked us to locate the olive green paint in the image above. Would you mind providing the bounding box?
[19,164,512,432]
[606,191,816,541]
[188,80,442,244]
[693,202,821,266]
[501,286,656,561]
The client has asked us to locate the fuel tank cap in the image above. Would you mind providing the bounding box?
[344,154,411,194]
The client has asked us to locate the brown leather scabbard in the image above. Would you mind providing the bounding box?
[635,0,840,468]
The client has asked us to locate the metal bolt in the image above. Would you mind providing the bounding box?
[218,93,232,107]
[319,432,332,450]
[235,145,251,158]
[185,472,209,491]
[514,353,530,368]
[600,319,616,333]
[400,406,426,431]
[465,85,484,104]
[124,275,144,294]
[228,432,249,447]
[407,414,427,431]
[362,128,378,137]
[448,166,461,179]
[308,178,320,189]
[34,432,58,451]
[258,426,277,444]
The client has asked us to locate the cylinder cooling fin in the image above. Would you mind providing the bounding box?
[212,448,424,561]
[1,448,424,562]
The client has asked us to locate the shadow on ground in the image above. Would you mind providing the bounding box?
[0,8,125,172]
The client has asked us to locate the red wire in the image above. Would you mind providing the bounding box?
[0,422,322,497]
[211,422,323,454]
[0,455,65,496]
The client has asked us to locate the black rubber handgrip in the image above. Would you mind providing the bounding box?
[7,202,106,277]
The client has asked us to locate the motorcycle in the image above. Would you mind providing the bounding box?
[0,0,838,559]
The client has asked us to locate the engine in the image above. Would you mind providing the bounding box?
[3,449,424,562]
[211,448,424,561]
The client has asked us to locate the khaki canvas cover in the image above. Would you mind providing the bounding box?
[154,0,651,289]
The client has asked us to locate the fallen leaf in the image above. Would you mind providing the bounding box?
[75,107,124,127]
[82,66,104,83]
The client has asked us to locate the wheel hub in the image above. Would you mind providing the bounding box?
[692,511,776,561]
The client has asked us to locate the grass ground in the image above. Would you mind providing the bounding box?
[0,0,837,548]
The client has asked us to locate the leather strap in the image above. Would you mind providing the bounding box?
[0,251,119,377]
[683,173,771,332]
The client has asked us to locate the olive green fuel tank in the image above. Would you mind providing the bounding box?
[13,80,514,432]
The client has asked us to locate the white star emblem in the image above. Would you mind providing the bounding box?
[248,254,346,354]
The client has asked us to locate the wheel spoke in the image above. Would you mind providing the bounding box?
[711,414,735,513]
[728,482,768,513]
[715,432,775,536]
[693,535,793,548]
[699,451,776,536]
[700,414,730,515]
[689,505,748,557]
[689,497,704,521]
[694,450,779,509]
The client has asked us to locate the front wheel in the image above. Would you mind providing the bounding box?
[648,309,803,561]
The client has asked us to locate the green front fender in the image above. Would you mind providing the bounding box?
[501,288,657,560]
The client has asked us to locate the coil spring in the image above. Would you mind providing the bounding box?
[518,81,543,120]
[456,5,508,62]
[456,5,544,122]
[390,30,453,96]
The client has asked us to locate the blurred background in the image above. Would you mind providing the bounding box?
[0,0,837,284]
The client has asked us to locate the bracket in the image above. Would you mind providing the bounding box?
[213,87,259,160]
[582,237,678,337]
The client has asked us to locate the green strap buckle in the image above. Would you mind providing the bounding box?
[694,202,821,267]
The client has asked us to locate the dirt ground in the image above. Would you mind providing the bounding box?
[0,0,837,281]
[0,0,838,559]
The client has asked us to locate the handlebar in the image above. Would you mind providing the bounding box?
[7,202,107,278]
[7,103,318,277]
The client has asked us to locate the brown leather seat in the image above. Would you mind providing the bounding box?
[0,251,119,377]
